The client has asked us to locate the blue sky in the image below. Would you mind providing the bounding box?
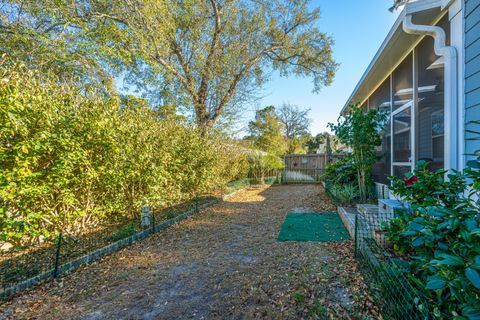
[246,0,400,135]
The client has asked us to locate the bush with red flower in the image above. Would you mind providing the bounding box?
[388,160,465,207]
[384,160,480,318]
[403,175,418,186]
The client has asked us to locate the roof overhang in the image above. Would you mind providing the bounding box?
[341,0,448,115]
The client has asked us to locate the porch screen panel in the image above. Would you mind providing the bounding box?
[392,54,413,111]
[393,108,412,163]
[415,30,446,171]
[369,78,391,184]
[393,166,411,179]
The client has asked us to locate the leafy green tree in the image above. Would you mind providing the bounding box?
[0,2,114,92]
[286,134,307,154]
[328,105,387,201]
[248,106,286,156]
[305,132,344,154]
[305,132,327,153]
[245,106,286,183]
[2,0,338,129]
[247,151,284,185]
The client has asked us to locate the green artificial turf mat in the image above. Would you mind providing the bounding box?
[277,212,350,242]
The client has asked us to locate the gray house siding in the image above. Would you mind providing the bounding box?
[465,0,480,160]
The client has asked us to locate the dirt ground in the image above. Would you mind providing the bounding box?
[0,184,380,320]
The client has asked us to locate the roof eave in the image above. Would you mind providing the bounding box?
[341,0,446,115]
[340,10,407,115]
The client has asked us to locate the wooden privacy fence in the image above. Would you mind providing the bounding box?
[226,153,347,189]
[283,153,344,183]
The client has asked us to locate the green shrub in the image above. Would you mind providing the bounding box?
[108,222,138,242]
[164,211,176,220]
[328,105,387,201]
[0,61,244,247]
[384,160,480,319]
[388,160,465,208]
[327,183,359,206]
[321,155,357,186]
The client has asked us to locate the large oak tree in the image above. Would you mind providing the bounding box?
[2,0,338,129]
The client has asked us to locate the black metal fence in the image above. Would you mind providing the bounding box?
[1,169,326,301]
[354,213,431,320]
[0,195,219,300]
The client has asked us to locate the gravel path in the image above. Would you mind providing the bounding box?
[0,184,380,320]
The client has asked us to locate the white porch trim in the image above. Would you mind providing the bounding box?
[403,11,458,171]
[448,0,465,171]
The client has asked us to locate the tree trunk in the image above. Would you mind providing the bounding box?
[326,135,332,164]
[196,103,216,135]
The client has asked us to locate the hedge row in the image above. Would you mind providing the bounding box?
[0,63,246,247]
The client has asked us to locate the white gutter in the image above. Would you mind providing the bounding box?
[341,1,443,115]
[402,9,458,171]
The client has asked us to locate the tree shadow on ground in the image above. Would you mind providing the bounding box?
[0,185,380,320]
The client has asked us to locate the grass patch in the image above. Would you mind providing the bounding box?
[278,212,350,242]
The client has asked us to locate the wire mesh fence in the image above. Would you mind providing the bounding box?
[0,194,219,300]
[354,212,431,320]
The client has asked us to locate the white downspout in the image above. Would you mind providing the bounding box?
[402,14,458,171]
